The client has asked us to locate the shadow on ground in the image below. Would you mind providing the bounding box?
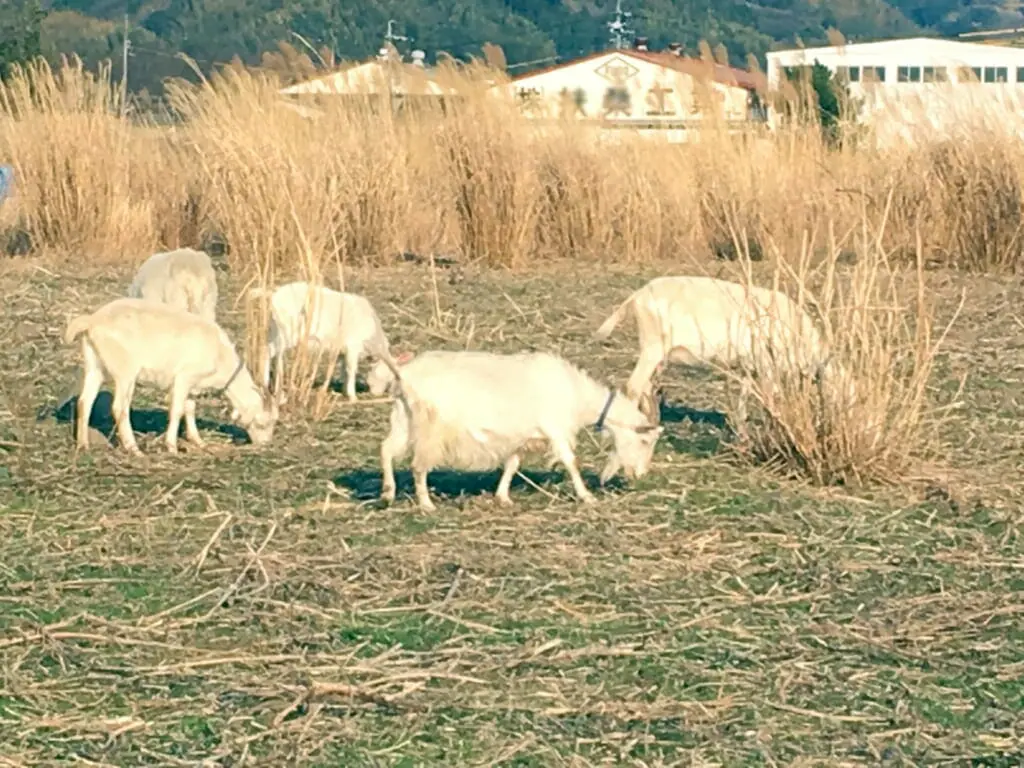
[332,394,735,503]
[656,395,735,459]
[43,391,250,446]
[327,376,371,396]
[335,466,629,504]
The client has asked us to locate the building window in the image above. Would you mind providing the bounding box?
[862,66,886,82]
[836,65,861,82]
[1017,67,1024,83]
[984,66,1009,83]
[897,66,922,83]
[923,66,948,83]
[958,66,982,83]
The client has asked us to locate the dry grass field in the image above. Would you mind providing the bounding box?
[0,54,1022,765]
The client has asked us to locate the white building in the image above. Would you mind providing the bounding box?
[503,39,767,141]
[279,49,458,99]
[765,37,1024,141]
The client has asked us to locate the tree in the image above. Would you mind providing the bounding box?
[0,0,46,78]
[781,60,854,146]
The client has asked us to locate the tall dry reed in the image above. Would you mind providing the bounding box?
[165,62,426,411]
[713,223,964,486]
[6,53,1023,275]
[0,56,189,261]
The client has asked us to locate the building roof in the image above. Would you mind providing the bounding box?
[279,59,458,96]
[511,48,764,92]
[765,35,1024,60]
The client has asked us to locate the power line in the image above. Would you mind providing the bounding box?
[506,54,560,71]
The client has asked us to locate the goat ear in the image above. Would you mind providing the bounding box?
[638,392,660,425]
[395,350,414,365]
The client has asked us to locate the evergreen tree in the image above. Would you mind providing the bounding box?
[782,60,853,146]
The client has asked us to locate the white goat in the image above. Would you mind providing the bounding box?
[127,247,218,324]
[64,298,278,454]
[248,281,397,402]
[379,350,664,511]
[594,275,850,423]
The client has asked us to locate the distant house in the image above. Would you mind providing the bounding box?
[502,38,767,139]
[279,49,460,110]
[765,37,1024,141]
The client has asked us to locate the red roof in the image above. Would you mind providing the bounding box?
[511,48,765,92]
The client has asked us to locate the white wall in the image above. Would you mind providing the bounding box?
[765,37,1024,143]
[508,51,753,125]
[765,37,1024,90]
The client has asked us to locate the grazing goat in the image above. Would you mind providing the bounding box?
[64,298,278,454]
[248,281,397,402]
[127,247,218,324]
[594,275,850,423]
[379,350,664,511]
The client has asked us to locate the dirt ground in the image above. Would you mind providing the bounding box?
[0,258,1021,765]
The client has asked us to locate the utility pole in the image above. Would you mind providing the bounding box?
[120,14,131,117]
[380,20,410,114]
[607,0,635,50]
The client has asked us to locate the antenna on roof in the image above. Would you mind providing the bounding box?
[607,0,635,50]
[382,19,410,60]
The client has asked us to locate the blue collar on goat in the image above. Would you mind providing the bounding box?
[594,389,615,432]
[218,358,246,395]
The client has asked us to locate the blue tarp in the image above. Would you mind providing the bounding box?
[0,165,13,206]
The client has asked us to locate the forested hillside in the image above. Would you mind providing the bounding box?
[10,0,1024,94]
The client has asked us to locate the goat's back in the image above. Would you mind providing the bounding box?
[128,248,218,321]
[639,275,826,369]
[76,298,233,378]
[270,282,383,349]
[405,350,594,430]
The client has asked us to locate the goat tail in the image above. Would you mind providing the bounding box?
[64,313,94,345]
[594,291,637,341]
